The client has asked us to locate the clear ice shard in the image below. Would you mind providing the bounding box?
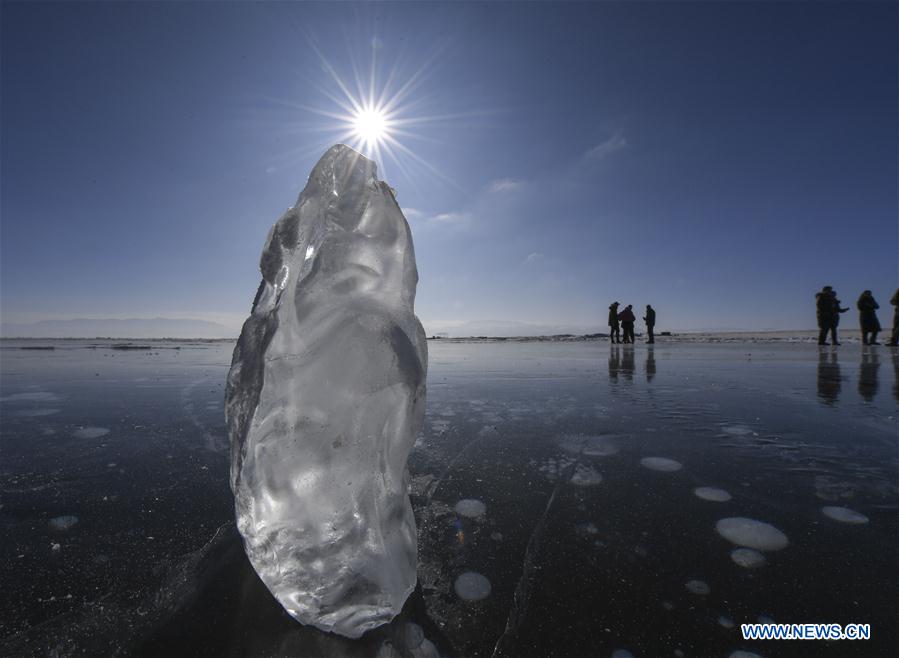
[225,144,427,638]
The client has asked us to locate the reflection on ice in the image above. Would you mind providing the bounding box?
[2,339,897,656]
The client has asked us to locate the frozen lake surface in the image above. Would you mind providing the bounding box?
[1,339,897,657]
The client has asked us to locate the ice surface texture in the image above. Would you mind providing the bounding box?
[225,144,427,638]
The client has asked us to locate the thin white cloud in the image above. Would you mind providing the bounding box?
[401,207,424,221]
[524,252,545,264]
[585,132,628,160]
[431,211,471,224]
[488,178,524,193]
[402,208,472,228]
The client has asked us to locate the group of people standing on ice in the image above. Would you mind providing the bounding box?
[815,286,899,346]
[608,301,656,344]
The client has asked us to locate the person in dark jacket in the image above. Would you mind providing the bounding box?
[816,286,834,345]
[618,304,636,344]
[857,290,881,345]
[608,302,621,344]
[888,288,899,347]
[828,289,849,345]
[643,305,656,344]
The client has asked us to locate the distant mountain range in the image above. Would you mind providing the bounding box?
[424,320,595,338]
[0,318,237,339]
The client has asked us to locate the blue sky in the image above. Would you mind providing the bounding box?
[2,2,896,336]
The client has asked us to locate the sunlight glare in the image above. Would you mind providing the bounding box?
[352,107,389,148]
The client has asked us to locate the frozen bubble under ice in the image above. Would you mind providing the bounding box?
[49,516,79,531]
[611,650,635,658]
[570,464,603,486]
[73,427,110,439]
[454,571,491,601]
[718,615,735,629]
[685,579,711,595]
[729,652,763,658]
[16,408,61,417]
[694,486,732,502]
[576,522,599,535]
[557,434,619,457]
[640,456,683,472]
[1,392,59,403]
[376,644,401,658]
[721,424,753,436]
[730,547,767,569]
[821,506,869,524]
[716,517,789,551]
[454,499,486,518]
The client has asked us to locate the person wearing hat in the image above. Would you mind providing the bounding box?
[608,302,621,344]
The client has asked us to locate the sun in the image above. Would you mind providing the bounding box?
[352,106,389,149]
[293,38,474,186]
